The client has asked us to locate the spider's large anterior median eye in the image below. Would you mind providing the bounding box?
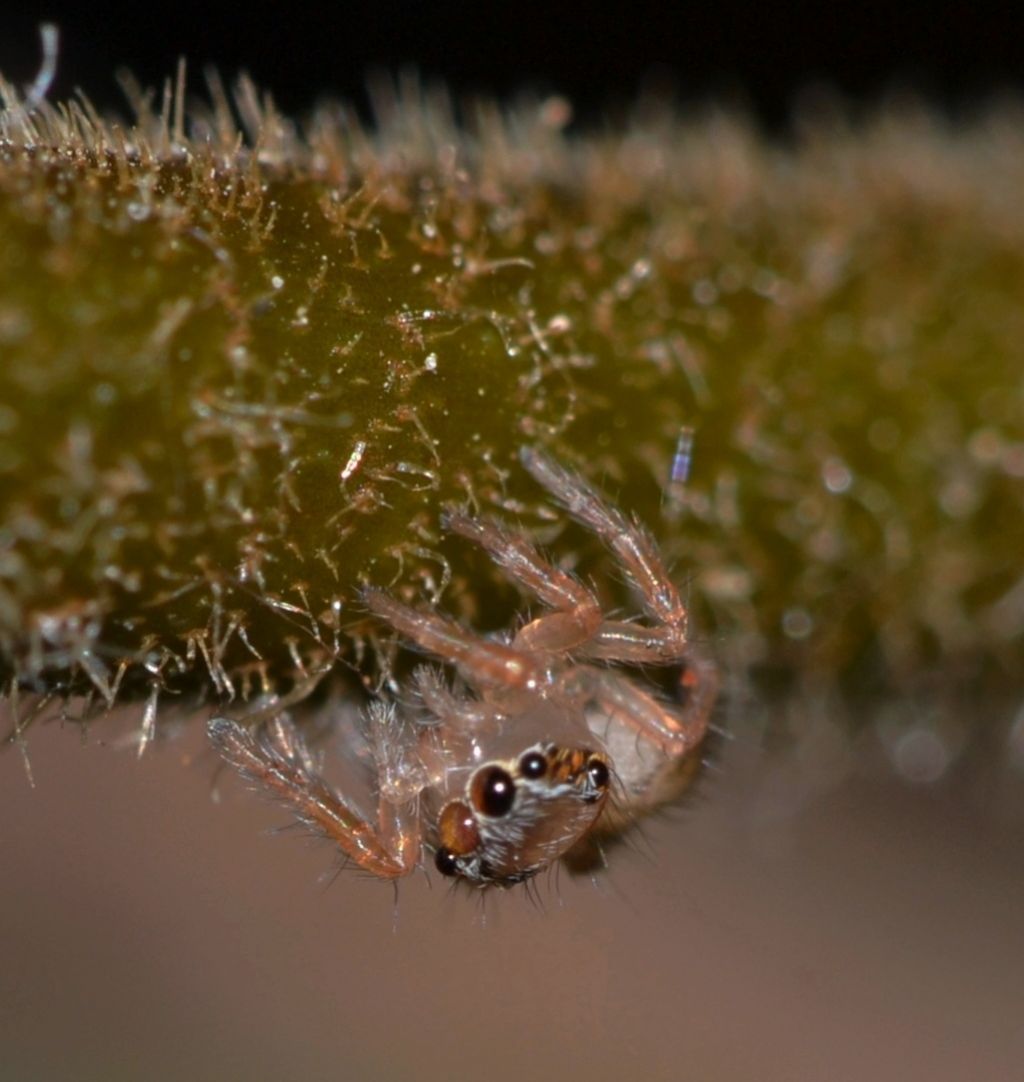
[519,750,548,779]
[471,765,516,817]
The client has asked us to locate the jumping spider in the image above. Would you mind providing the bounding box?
[209,447,718,888]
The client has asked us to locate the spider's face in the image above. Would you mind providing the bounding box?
[432,742,611,886]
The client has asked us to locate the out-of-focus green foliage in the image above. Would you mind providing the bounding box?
[0,77,1021,732]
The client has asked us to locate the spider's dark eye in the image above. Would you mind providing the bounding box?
[587,756,610,791]
[471,766,516,817]
[519,750,547,779]
[435,847,460,877]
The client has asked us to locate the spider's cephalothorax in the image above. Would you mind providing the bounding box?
[209,447,718,888]
[432,742,612,885]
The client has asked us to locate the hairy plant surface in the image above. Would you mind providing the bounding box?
[0,73,1021,740]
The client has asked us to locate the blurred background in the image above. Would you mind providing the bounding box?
[2,3,1024,1080]
[3,0,1024,126]
[2,704,1023,1081]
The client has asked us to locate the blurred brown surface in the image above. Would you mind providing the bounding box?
[2,708,1023,1082]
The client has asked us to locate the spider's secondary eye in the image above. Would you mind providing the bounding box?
[471,766,516,817]
[519,751,547,779]
[435,847,460,877]
[587,757,610,791]
[438,800,480,855]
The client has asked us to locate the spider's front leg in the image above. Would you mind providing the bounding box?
[208,711,421,879]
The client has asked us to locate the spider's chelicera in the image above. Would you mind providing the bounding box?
[208,447,718,888]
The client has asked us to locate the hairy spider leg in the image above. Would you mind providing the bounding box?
[519,447,690,662]
[208,715,420,878]
[412,666,499,729]
[442,510,602,655]
[569,658,716,757]
[362,587,543,691]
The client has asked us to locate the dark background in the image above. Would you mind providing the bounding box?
[2,1,1023,128]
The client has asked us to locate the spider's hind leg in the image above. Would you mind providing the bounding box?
[520,447,693,665]
[520,448,687,630]
[570,651,718,828]
[572,656,714,759]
